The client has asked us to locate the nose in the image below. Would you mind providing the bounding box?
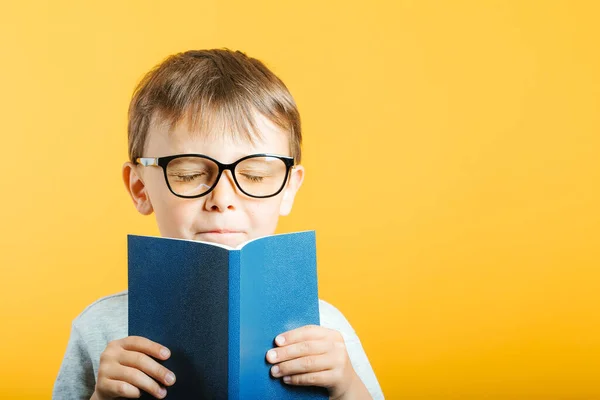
[204,170,237,211]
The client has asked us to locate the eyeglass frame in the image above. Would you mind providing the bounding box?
[135,153,296,199]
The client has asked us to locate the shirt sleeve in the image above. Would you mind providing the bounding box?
[52,322,96,400]
[320,301,385,400]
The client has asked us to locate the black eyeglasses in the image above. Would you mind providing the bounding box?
[136,153,295,199]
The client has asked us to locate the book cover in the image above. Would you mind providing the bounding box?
[128,230,329,399]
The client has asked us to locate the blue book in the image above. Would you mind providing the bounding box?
[128,230,329,399]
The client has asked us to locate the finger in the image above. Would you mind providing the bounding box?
[109,365,168,399]
[282,370,340,387]
[121,336,171,360]
[270,354,333,378]
[102,378,142,398]
[119,350,176,387]
[275,325,327,346]
[266,340,332,364]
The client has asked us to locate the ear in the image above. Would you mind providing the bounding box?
[279,165,305,216]
[122,161,154,216]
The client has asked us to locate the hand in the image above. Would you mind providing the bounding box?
[265,325,369,399]
[92,336,176,400]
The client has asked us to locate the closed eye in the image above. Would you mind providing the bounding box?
[178,174,202,182]
[240,174,265,182]
[168,172,207,182]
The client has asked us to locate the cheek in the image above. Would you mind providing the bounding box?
[245,198,282,234]
[154,196,202,238]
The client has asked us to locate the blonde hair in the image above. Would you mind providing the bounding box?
[127,49,302,163]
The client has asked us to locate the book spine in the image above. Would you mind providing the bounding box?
[228,250,241,400]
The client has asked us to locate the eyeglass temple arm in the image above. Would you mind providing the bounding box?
[136,157,158,167]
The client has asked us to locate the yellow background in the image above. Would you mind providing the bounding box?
[1,1,599,398]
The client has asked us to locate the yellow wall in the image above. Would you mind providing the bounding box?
[1,1,599,398]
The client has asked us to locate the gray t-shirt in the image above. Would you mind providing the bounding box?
[53,291,384,399]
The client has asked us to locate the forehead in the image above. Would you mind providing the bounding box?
[145,111,291,162]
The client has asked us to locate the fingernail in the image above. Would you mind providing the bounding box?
[165,372,175,384]
[267,350,277,362]
[158,387,167,398]
[160,348,170,358]
[271,365,280,376]
[283,376,291,384]
[275,335,285,345]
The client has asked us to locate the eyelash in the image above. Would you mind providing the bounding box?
[242,174,264,182]
[176,174,202,182]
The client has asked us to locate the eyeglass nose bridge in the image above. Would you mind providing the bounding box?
[192,157,254,198]
[209,163,240,194]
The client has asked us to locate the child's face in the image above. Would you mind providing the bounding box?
[123,113,304,247]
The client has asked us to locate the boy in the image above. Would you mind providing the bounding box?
[53,49,384,399]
